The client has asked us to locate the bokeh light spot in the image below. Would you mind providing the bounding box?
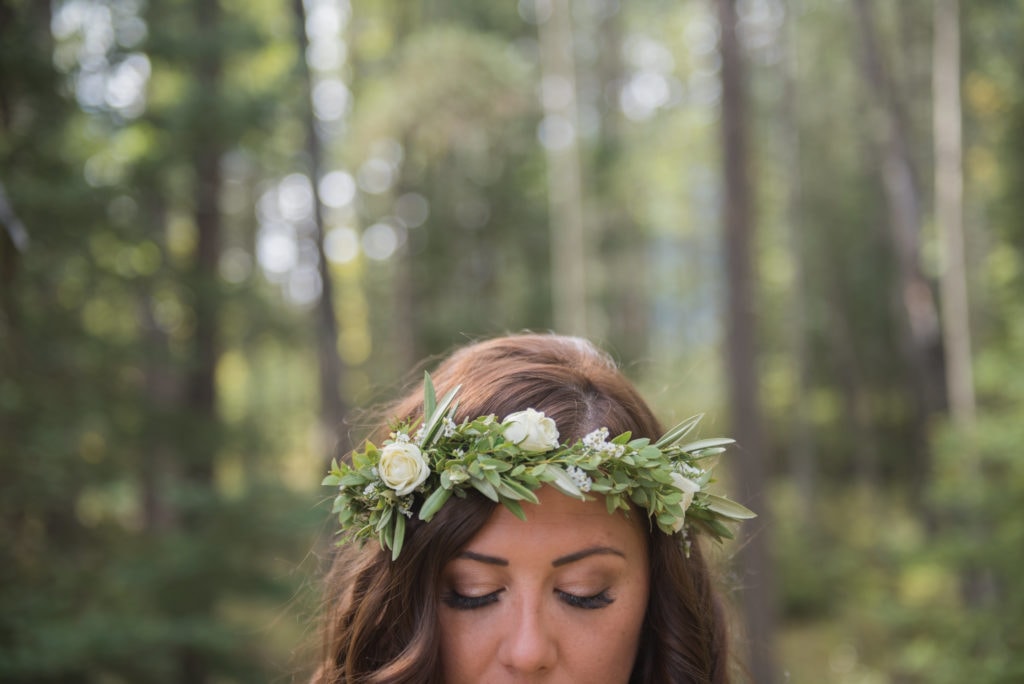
[320,170,356,208]
[325,226,360,264]
[356,158,395,195]
[361,223,399,261]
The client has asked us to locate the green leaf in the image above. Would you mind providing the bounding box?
[703,493,757,519]
[631,488,649,507]
[472,477,500,502]
[479,457,512,472]
[418,486,453,521]
[499,478,539,503]
[686,506,713,521]
[518,474,540,488]
[422,383,462,445]
[375,506,394,532]
[391,513,406,560]
[638,446,662,461]
[353,444,379,469]
[423,371,437,422]
[648,468,673,485]
[549,468,583,498]
[654,413,704,448]
[502,499,527,521]
[605,495,619,515]
[699,517,736,540]
[657,512,678,528]
[661,490,682,505]
[679,437,735,452]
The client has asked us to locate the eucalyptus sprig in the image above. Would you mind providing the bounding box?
[324,372,755,559]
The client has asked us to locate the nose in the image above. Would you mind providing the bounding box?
[497,596,558,675]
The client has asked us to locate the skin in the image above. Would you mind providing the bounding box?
[438,487,650,683]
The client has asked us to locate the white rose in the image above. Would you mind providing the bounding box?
[378,442,430,495]
[669,472,701,532]
[503,409,560,452]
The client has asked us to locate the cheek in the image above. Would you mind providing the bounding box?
[438,609,497,682]
[584,583,649,673]
[545,605,647,683]
[564,564,649,678]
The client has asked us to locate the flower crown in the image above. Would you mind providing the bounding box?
[323,373,756,559]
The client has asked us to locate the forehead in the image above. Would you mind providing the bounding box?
[464,486,649,556]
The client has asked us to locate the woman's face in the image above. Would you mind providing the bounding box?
[438,487,650,683]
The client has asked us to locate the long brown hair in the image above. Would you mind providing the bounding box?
[312,334,731,683]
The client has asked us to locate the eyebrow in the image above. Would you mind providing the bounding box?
[457,550,509,566]
[551,546,626,567]
[456,545,627,568]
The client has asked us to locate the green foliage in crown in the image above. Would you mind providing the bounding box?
[323,373,756,560]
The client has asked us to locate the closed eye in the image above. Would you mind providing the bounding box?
[557,589,614,610]
[442,589,503,610]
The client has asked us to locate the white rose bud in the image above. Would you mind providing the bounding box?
[669,472,701,532]
[503,408,560,452]
[378,442,430,496]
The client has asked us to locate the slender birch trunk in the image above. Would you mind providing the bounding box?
[292,0,349,460]
[933,0,976,436]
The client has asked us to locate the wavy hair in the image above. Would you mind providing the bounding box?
[312,334,731,683]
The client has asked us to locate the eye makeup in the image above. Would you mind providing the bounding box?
[441,588,504,610]
[441,586,616,611]
[557,588,615,609]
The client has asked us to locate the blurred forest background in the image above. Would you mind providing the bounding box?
[2,0,1023,682]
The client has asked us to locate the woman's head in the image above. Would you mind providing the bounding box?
[314,334,730,683]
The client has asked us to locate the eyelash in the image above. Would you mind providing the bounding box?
[557,589,615,610]
[442,589,614,611]
[442,590,502,610]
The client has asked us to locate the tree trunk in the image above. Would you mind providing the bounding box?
[779,0,816,518]
[717,1,778,681]
[933,0,975,436]
[933,0,991,609]
[292,0,349,461]
[852,0,942,503]
[535,0,588,336]
[180,2,225,681]
[594,6,647,360]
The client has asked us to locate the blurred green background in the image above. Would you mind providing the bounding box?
[2,0,1022,682]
